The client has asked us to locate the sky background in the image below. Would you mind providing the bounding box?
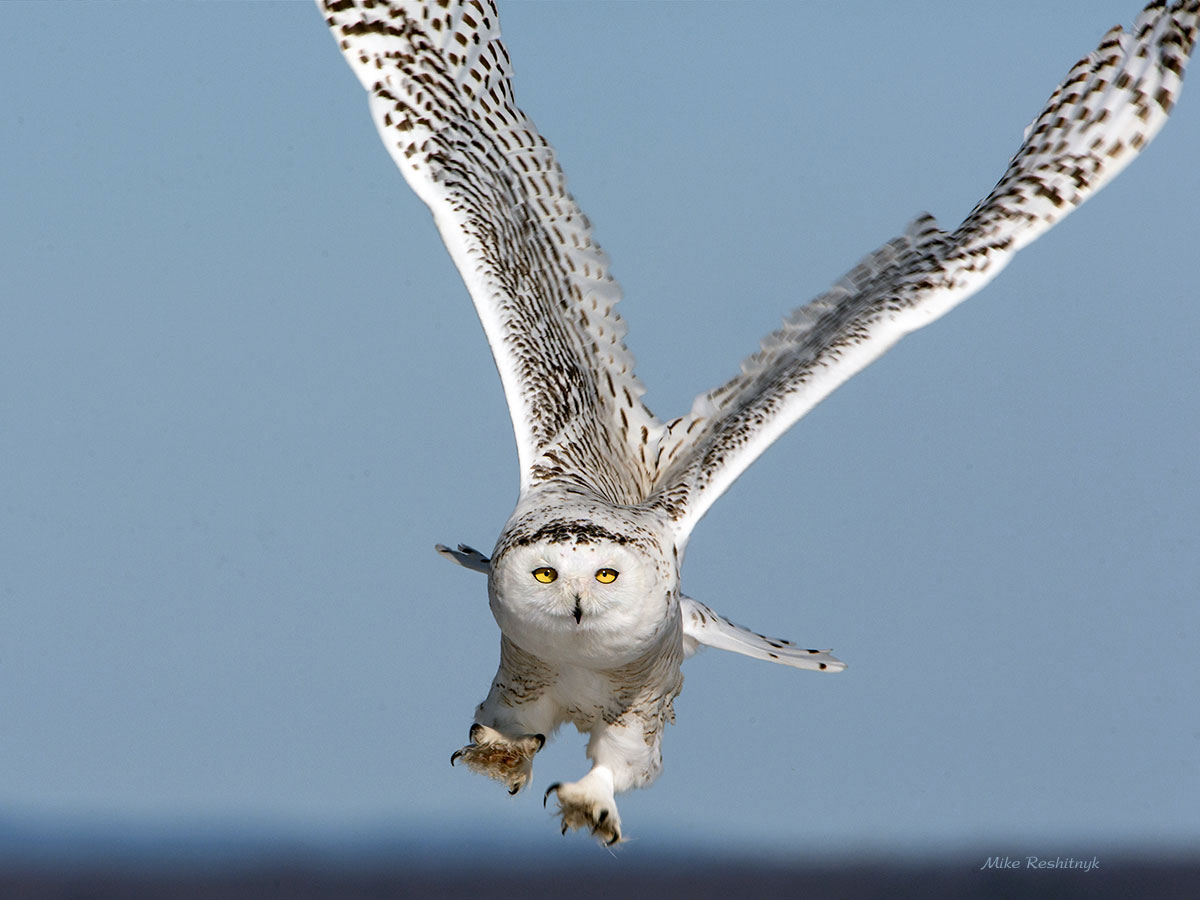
[2,1,1197,864]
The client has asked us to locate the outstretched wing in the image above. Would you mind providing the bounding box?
[320,0,659,503]
[650,0,1197,543]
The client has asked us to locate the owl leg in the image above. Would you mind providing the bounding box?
[543,719,663,846]
[451,645,559,795]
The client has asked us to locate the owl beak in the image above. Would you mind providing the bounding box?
[572,595,583,625]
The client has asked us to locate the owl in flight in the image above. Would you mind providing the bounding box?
[319,0,1196,844]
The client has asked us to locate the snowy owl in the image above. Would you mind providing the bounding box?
[319,0,1196,845]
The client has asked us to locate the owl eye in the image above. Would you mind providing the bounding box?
[594,568,619,584]
[532,567,558,584]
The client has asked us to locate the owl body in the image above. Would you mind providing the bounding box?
[466,488,687,836]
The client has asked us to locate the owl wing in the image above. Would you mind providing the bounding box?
[680,596,846,673]
[320,0,659,503]
[651,0,1197,544]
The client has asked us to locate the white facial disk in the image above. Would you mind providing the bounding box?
[488,538,674,667]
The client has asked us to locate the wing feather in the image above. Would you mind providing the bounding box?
[320,0,659,502]
[680,596,846,673]
[651,0,1198,542]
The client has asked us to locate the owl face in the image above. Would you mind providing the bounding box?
[488,535,676,666]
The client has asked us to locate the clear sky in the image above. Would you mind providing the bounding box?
[2,1,1197,862]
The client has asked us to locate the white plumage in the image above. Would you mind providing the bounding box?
[318,0,1197,845]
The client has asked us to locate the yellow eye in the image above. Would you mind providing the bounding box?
[594,568,619,584]
[532,567,558,584]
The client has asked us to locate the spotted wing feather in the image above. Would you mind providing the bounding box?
[651,0,1198,542]
[320,0,660,502]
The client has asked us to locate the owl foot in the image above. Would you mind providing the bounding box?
[543,767,623,846]
[450,723,544,795]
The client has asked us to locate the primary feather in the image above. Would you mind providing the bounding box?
[650,1,1198,544]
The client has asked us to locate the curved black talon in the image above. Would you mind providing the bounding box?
[596,809,608,825]
[534,733,546,750]
[468,723,485,742]
[543,782,561,808]
[450,748,465,767]
[590,823,620,846]
[508,784,520,796]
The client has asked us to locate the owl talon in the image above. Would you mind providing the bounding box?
[449,724,543,794]
[544,768,623,846]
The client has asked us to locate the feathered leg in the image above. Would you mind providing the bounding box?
[545,638,681,846]
[544,717,665,846]
[451,637,558,795]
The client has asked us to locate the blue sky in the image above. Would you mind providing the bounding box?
[2,2,1197,860]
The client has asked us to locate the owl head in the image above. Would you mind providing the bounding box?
[487,516,678,666]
